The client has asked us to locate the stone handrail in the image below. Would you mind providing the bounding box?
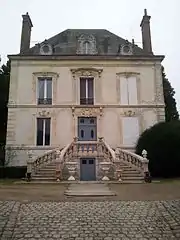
[55,141,74,180]
[27,147,63,175]
[101,138,116,162]
[115,147,149,175]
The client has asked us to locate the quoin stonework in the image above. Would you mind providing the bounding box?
[6,9,165,182]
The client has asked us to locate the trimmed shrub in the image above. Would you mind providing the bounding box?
[136,121,180,178]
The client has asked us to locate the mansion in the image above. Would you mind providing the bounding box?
[6,10,164,181]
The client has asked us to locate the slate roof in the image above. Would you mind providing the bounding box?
[23,29,148,56]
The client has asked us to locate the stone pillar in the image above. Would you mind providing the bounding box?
[27,150,33,181]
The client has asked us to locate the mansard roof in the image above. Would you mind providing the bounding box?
[20,29,147,56]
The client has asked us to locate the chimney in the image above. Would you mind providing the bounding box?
[20,12,33,53]
[140,9,153,54]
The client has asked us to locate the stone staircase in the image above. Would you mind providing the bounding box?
[31,162,57,181]
[31,161,144,183]
[118,162,144,183]
[28,139,149,183]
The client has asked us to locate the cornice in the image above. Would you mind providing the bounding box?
[8,54,165,62]
[7,104,165,108]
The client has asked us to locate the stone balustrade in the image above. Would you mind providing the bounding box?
[115,147,150,182]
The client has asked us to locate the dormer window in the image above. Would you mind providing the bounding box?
[76,34,97,55]
[40,43,53,55]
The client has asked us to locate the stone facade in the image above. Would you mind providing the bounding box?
[6,59,165,166]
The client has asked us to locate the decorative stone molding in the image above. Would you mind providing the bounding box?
[76,34,97,55]
[123,110,136,117]
[116,72,140,78]
[72,107,103,117]
[71,68,102,78]
[38,110,50,117]
[32,72,59,78]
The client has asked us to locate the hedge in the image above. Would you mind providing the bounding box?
[136,121,180,178]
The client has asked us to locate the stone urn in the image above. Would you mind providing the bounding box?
[66,162,77,181]
[99,162,111,181]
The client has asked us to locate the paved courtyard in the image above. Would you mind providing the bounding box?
[0,199,180,240]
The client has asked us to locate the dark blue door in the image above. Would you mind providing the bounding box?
[80,158,96,181]
[78,117,97,141]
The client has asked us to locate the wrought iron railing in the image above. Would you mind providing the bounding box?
[80,98,94,105]
[38,98,52,105]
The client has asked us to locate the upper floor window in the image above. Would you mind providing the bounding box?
[120,76,137,105]
[38,77,52,105]
[80,77,94,105]
[36,118,51,146]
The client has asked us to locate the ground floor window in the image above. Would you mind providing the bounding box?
[36,118,51,146]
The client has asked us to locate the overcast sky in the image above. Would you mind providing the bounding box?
[0,0,179,109]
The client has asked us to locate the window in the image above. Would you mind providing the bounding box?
[122,117,139,146]
[80,77,94,105]
[120,76,137,105]
[84,41,90,54]
[36,118,51,146]
[89,159,94,164]
[38,77,52,104]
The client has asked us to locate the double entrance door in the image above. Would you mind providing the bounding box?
[78,117,97,141]
[78,117,97,180]
[80,158,96,181]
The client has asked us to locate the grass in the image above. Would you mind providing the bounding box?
[152,178,180,184]
[0,179,17,185]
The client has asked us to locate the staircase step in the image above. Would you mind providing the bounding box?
[121,176,144,180]
[31,177,56,181]
[122,173,142,177]
[120,180,144,184]
[32,174,56,177]
[38,169,56,172]
[39,167,56,170]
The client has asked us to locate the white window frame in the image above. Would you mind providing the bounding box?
[38,77,52,104]
[37,118,51,146]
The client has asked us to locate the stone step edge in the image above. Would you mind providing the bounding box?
[64,192,116,196]
[19,179,146,184]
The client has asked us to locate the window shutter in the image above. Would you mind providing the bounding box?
[45,118,51,145]
[46,78,52,99]
[120,76,128,104]
[127,76,137,105]
[38,79,44,99]
[36,118,43,146]
[80,78,86,99]
[122,117,139,146]
[88,78,94,99]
